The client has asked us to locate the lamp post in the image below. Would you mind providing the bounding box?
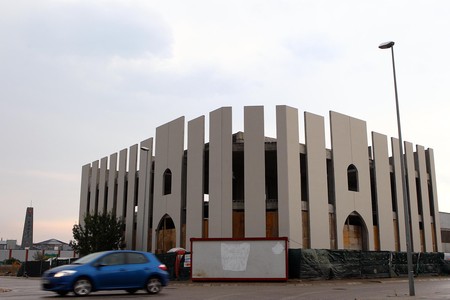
[140,146,150,251]
[379,41,415,296]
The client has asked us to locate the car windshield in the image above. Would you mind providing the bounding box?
[72,252,106,264]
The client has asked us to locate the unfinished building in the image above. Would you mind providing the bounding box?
[78,105,442,254]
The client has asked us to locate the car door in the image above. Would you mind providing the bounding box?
[124,252,151,287]
[94,252,129,289]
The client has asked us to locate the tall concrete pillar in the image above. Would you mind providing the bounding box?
[404,142,421,252]
[426,148,442,252]
[125,144,138,250]
[186,116,205,250]
[244,106,266,237]
[116,148,128,219]
[79,163,91,225]
[372,132,395,250]
[136,138,153,251]
[107,152,118,215]
[276,105,302,248]
[305,112,330,249]
[208,107,233,238]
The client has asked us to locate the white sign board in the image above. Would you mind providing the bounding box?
[191,238,288,281]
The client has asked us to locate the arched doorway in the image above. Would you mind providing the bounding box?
[343,212,368,250]
[156,214,176,254]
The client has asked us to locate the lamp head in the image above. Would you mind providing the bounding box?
[141,146,150,151]
[379,41,395,49]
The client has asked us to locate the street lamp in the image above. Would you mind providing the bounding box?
[378,41,415,296]
[140,146,150,251]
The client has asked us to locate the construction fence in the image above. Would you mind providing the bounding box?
[288,249,448,280]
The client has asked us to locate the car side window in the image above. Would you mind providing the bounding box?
[127,253,149,264]
[99,253,126,266]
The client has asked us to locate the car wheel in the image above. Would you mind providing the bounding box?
[73,277,92,296]
[146,277,162,294]
[126,288,138,294]
[56,290,69,296]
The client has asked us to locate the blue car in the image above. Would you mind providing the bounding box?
[41,250,169,296]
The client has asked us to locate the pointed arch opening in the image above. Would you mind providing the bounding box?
[163,169,172,195]
[155,214,176,253]
[343,212,368,250]
[347,164,359,192]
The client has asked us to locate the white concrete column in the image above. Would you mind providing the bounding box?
[244,106,266,238]
[372,132,395,251]
[305,112,330,249]
[116,148,128,220]
[404,141,421,252]
[426,148,442,252]
[79,164,91,226]
[98,156,108,215]
[208,107,233,238]
[136,138,153,251]
[186,116,205,250]
[276,105,302,248]
[125,144,138,250]
[89,160,99,215]
[416,145,433,252]
[391,137,407,251]
[107,152,118,215]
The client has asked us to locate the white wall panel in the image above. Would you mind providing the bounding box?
[107,153,118,214]
[98,157,108,215]
[305,112,330,249]
[276,105,302,248]
[372,132,395,251]
[125,144,138,250]
[89,160,99,215]
[186,116,205,250]
[244,106,266,237]
[136,138,153,251]
[416,145,433,251]
[330,111,374,250]
[116,148,128,219]
[404,142,421,252]
[391,138,407,251]
[79,164,91,226]
[152,117,185,252]
[209,107,233,238]
[427,148,442,252]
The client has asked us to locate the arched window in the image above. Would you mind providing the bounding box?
[347,164,359,192]
[163,169,172,195]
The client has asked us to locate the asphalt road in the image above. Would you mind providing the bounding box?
[1,276,450,299]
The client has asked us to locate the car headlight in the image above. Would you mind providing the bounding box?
[54,270,77,278]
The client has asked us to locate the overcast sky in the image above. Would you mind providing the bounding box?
[1,0,449,244]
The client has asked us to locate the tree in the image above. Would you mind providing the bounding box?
[70,212,125,256]
[32,251,53,261]
[3,257,20,265]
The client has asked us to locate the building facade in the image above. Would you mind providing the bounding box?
[78,106,442,253]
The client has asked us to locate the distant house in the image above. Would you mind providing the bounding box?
[0,239,18,250]
[440,212,450,253]
[34,239,72,251]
